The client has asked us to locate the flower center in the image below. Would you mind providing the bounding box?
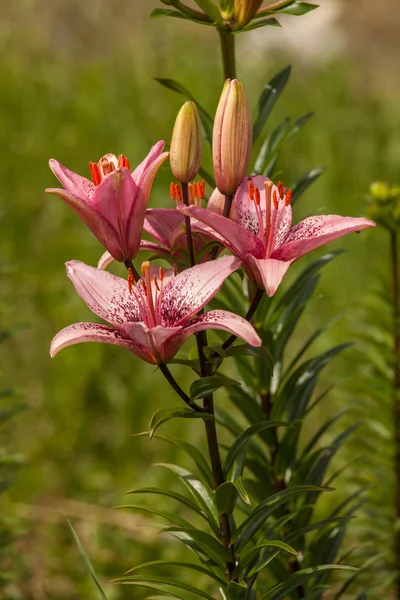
[134,261,165,328]
[89,154,130,186]
[248,179,292,257]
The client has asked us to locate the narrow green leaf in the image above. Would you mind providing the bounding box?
[154,78,213,145]
[190,375,241,399]
[236,541,297,578]
[272,1,318,16]
[225,344,274,370]
[215,481,239,515]
[115,504,192,528]
[261,565,357,600]
[224,421,286,480]
[114,578,208,600]
[125,560,225,586]
[149,432,213,487]
[235,485,332,551]
[290,166,325,204]
[161,526,231,567]
[115,575,216,600]
[66,518,108,600]
[150,8,186,19]
[155,463,219,530]
[124,487,207,520]
[149,407,212,439]
[238,17,281,32]
[227,581,247,599]
[192,0,221,20]
[233,477,251,505]
[198,165,215,187]
[253,66,291,140]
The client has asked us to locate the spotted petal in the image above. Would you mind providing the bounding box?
[50,323,135,356]
[160,255,242,326]
[48,159,95,199]
[162,310,262,362]
[121,322,182,362]
[131,141,167,183]
[272,215,375,262]
[66,260,141,326]
[144,208,184,247]
[177,205,265,261]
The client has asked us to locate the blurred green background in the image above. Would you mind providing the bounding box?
[1,0,399,597]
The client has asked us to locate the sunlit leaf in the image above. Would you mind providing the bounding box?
[149,407,212,439]
[190,375,241,399]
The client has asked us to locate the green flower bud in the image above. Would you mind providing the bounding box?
[170,101,202,184]
[234,0,264,27]
[213,79,252,197]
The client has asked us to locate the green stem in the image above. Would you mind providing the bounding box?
[220,287,264,353]
[196,329,237,580]
[182,183,196,266]
[391,231,400,599]
[158,363,203,411]
[123,259,140,282]
[218,28,236,80]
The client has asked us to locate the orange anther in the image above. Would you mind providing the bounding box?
[254,186,261,205]
[153,275,160,291]
[285,188,292,206]
[248,181,254,200]
[89,161,102,186]
[199,180,205,199]
[170,182,176,201]
[278,181,285,200]
[117,154,130,170]
[127,268,135,294]
[175,183,183,202]
[273,190,278,210]
[192,182,198,200]
[159,267,164,281]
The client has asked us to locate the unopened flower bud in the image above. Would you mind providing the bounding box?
[234,0,264,27]
[170,101,202,184]
[213,79,252,197]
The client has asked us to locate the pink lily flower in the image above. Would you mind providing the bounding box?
[46,142,169,264]
[177,176,375,296]
[50,256,261,365]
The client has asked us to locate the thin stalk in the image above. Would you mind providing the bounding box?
[196,328,237,579]
[123,259,140,282]
[261,391,305,597]
[222,194,234,218]
[158,363,203,411]
[182,183,196,266]
[391,231,400,599]
[218,28,236,80]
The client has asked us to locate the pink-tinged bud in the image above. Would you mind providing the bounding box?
[234,0,264,27]
[170,101,202,184]
[213,79,252,197]
[207,187,236,219]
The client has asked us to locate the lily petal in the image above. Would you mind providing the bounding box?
[160,255,242,326]
[245,256,291,297]
[144,208,184,247]
[272,215,375,262]
[66,260,141,326]
[98,251,115,270]
[127,151,170,257]
[177,205,265,261]
[50,322,135,357]
[131,141,166,182]
[122,322,181,360]
[46,187,123,260]
[48,159,95,199]
[163,309,261,362]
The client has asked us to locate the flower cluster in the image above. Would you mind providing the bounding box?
[47,79,375,364]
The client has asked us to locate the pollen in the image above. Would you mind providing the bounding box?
[199,180,205,199]
[278,181,285,200]
[170,182,176,201]
[248,180,254,200]
[285,188,292,206]
[159,267,164,281]
[273,190,278,210]
[117,154,130,170]
[175,183,183,202]
[89,161,102,186]
[153,275,160,291]
[127,268,135,294]
[254,186,261,205]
